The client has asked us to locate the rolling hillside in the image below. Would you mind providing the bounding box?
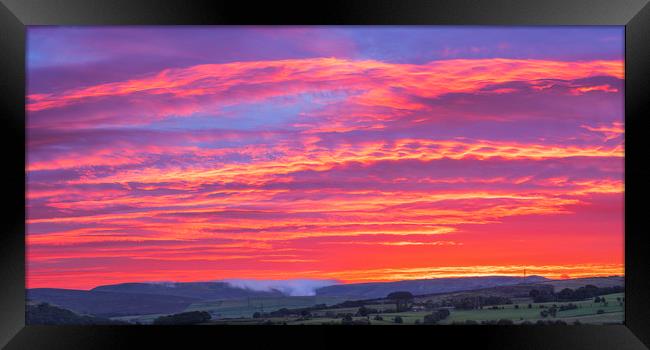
[314,276,549,299]
[26,302,127,325]
[27,288,200,317]
[27,275,623,320]
[92,281,284,300]
[541,276,624,291]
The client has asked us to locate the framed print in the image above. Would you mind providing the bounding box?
[1,0,649,349]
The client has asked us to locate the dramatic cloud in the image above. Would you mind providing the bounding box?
[26,27,624,290]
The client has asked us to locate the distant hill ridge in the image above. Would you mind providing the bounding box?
[314,275,549,299]
[27,288,201,317]
[26,302,127,325]
[91,281,285,299]
[27,275,623,319]
[540,276,624,291]
[88,276,549,300]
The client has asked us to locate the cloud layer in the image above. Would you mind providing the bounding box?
[26,27,624,290]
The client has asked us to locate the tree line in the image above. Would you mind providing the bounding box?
[529,285,623,303]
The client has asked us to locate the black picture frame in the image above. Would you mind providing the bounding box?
[1,0,649,349]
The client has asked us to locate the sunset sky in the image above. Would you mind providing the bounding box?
[26,27,624,290]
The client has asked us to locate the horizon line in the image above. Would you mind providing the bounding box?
[27,273,625,292]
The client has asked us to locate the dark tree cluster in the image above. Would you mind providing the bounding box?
[558,303,578,311]
[422,309,451,324]
[529,285,623,303]
[540,305,558,318]
[529,287,556,303]
[153,311,211,325]
[251,302,335,320]
[255,302,335,319]
[387,291,414,312]
[356,306,378,317]
[339,313,372,325]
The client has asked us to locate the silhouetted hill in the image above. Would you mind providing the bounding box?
[314,276,549,299]
[30,275,621,319]
[26,302,127,325]
[91,282,284,299]
[28,282,286,317]
[89,277,550,301]
[27,288,200,317]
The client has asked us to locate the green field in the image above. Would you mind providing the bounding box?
[439,293,623,324]
[375,293,623,325]
[206,293,623,325]
[107,292,624,325]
